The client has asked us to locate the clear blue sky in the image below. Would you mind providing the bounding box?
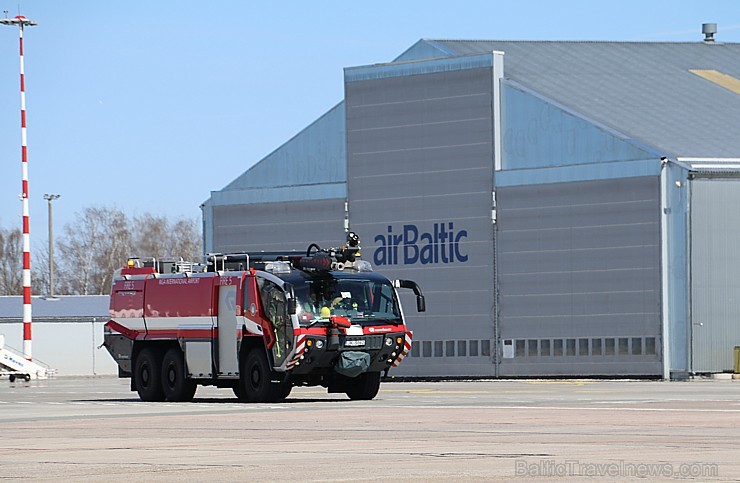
[1,1,738,248]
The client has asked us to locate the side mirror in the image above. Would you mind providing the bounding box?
[284,283,297,315]
[394,279,426,313]
[416,295,426,313]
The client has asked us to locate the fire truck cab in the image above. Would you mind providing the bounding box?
[103,233,424,403]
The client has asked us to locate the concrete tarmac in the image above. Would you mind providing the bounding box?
[0,376,739,481]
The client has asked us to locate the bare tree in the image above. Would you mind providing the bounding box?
[132,214,201,262]
[169,217,202,262]
[47,207,202,295]
[32,244,51,296]
[96,208,133,294]
[0,226,23,295]
[132,213,170,258]
[57,207,132,295]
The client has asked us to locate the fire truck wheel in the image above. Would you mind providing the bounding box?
[277,380,292,401]
[161,348,196,402]
[232,384,246,400]
[134,347,166,402]
[345,371,381,400]
[8,374,15,383]
[241,349,283,403]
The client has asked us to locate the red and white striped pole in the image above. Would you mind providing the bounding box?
[2,15,38,360]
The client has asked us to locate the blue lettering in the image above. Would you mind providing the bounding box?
[454,230,468,262]
[439,223,449,263]
[373,222,469,266]
[448,222,455,263]
[392,233,402,265]
[373,234,387,266]
[420,232,434,264]
[403,225,419,264]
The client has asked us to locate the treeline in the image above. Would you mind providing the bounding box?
[0,207,201,296]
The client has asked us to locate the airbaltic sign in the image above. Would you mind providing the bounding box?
[373,222,468,266]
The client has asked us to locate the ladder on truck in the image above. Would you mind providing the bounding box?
[0,334,51,382]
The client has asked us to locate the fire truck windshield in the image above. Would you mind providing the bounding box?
[291,275,401,327]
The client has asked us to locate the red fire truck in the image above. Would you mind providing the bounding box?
[103,233,425,402]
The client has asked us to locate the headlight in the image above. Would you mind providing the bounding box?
[385,337,394,347]
[316,339,325,349]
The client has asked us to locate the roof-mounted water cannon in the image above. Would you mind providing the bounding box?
[335,231,361,263]
[297,232,372,272]
[200,234,371,274]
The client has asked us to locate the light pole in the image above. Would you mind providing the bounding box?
[2,14,38,360]
[43,194,60,298]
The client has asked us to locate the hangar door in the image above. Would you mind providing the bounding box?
[690,177,740,373]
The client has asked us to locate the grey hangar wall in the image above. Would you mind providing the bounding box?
[345,55,498,377]
[203,40,740,378]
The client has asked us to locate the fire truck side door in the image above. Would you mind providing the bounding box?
[217,285,239,376]
[259,280,292,368]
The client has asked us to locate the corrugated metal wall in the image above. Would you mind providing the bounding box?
[211,199,346,253]
[690,177,740,372]
[497,177,663,376]
[345,58,497,376]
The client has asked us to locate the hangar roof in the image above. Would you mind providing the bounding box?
[0,296,108,323]
[398,39,740,158]
[212,37,740,203]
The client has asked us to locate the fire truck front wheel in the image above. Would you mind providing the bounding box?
[345,372,381,401]
[240,349,287,403]
[161,347,197,402]
[134,347,166,402]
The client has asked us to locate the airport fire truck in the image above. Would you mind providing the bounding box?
[103,233,425,402]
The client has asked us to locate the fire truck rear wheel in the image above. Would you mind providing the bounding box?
[345,371,381,400]
[161,347,196,402]
[134,347,166,402]
[241,349,284,403]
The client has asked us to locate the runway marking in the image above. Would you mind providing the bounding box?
[384,404,740,413]
[525,381,591,386]
[383,390,496,395]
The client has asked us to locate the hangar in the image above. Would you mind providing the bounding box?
[202,30,740,378]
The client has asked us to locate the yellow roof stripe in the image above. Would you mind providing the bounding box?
[689,69,740,95]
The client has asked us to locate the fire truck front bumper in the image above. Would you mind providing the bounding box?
[287,332,407,375]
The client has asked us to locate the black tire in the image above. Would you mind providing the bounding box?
[161,347,196,402]
[9,374,15,383]
[24,374,31,382]
[240,349,286,403]
[232,384,246,400]
[134,347,166,402]
[276,377,292,401]
[345,372,381,400]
